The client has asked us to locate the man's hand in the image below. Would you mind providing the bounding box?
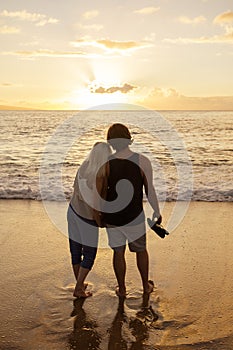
[157,215,162,225]
[152,213,162,225]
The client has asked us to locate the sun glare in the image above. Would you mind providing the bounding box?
[70,87,130,109]
[91,59,125,86]
[68,59,138,109]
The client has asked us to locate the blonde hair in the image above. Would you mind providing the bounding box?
[82,142,112,183]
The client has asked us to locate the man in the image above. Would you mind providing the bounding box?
[103,123,162,297]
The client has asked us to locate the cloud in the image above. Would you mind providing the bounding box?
[82,10,99,20]
[211,10,233,42]
[0,82,22,87]
[91,83,136,94]
[0,25,20,33]
[0,9,59,26]
[1,49,87,58]
[97,39,149,50]
[134,7,160,15]
[167,11,233,44]
[138,87,233,110]
[164,34,233,44]
[78,23,103,31]
[2,39,151,59]
[71,38,152,52]
[165,27,233,44]
[177,15,206,24]
[213,10,233,24]
[1,82,13,86]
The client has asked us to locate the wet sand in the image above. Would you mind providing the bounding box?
[0,200,233,350]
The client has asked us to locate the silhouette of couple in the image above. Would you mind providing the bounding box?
[67,123,162,298]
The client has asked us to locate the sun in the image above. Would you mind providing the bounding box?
[69,59,135,109]
[91,59,125,86]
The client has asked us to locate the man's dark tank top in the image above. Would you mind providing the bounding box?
[104,152,145,226]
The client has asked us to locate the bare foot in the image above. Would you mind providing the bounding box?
[115,287,127,298]
[73,289,92,298]
[73,283,92,298]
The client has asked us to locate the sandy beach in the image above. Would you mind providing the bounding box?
[0,199,233,350]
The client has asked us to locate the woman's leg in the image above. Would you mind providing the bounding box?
[74,245,97,297]
[72,264,80,280]
[68,208,99,297]
[67,206,82,280]
[74,267,92,297]
[69,238,82,278]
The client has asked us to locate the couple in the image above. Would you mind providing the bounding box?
[67,123,162,298]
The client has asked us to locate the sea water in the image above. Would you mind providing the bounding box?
[0,109,232,202]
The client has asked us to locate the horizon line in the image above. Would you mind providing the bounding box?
[1,108,233,112]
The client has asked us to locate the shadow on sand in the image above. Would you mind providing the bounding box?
[108,292,159,350]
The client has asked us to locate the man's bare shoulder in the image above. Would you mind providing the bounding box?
[139,153,152,167]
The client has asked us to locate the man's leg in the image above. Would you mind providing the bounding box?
[136,250,154,294]
[107,226,127,296]
[113,248,127,297]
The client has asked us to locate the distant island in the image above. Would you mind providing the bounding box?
[0,105,36,111]
[0,104,232,111]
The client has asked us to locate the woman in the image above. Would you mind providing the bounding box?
[67,142,112,298]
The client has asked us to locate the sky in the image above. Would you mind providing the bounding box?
[0,0,233,110]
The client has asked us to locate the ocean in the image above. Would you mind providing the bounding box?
[0,109,232,202]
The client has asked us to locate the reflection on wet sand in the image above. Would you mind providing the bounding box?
[108,294,159,350]
[108,296,128,350]
[68,293,159,350]
[69,298,101,350]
